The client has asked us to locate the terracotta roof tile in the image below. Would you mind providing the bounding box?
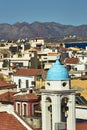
[0,81,16,89]
[14,68,42,76]
[0,91,15,103]
[14,93,39,101]
[0,112,27,130]
[76,122,87,130]
[1,111,86,130]
[64,57,79,64]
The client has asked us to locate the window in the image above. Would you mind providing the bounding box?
[31,81,35,85]
[29,54,32,57]
[82,56,84,60]
[85,65,87,69]
[18,79,21,88]
[26,80,29,88]
[62,82,67,87]
[74,67,77,71]
[4,54,7,58]
[23,104,27,116]
[47,82,50,86]
[37,75,42,80]
[17,103,21,115]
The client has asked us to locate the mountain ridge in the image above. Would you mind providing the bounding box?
[0,21,87,40]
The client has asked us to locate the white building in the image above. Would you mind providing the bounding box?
[77,54,87,63]
[13,68,42,92]
[29,37,44,48]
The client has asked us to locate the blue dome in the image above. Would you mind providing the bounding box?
[46,57,69,80]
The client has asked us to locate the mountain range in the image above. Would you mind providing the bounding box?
[0,21,87,40]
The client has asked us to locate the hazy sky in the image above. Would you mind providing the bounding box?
[0,0,87,25]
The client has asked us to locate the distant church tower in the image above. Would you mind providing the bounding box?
[41,57,76,130]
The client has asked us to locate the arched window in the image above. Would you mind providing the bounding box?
[17,103,21,115]
[61,97,69,122]
[46,97,52,129]
[23,104,27,116]
[46,97,52,112]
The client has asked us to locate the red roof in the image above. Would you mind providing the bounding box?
[0,91,15,103]
[0,112,28,130]
[0,81,16,89]
[76,122,87,130]
[64,57,79,64]
[14,93,39,102]
[14,69,42,76]
[1,111,87,130]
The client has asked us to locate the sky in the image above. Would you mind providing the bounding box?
[0,0,87,26]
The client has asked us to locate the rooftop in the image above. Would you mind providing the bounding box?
[0,112,28,130]
[0,91,15,104]
[14,93,39,102]
[0,81,16,89]
[65,57,79,64]
[14,68,42,76]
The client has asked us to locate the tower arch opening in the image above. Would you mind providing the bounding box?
[45,97,52,129]
[61,96,69,122]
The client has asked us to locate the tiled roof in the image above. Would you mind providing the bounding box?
[64,57,79,64]
[0,111,87,130]
[14,68,42,76]
[0,91,15,103]
[76,122,87,130]
[14,93,39,102]
[0,80,16,89]
[0,112,28,130]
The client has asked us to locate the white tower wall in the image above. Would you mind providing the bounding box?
[41,58,76,130]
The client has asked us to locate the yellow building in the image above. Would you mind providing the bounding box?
[71,79,87,99]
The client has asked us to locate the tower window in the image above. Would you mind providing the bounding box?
[47,82,50,86]
[62,82,67,87]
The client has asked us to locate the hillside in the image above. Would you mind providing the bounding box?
[0,22,87,40]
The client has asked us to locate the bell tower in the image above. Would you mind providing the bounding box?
[41,57,76,130]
